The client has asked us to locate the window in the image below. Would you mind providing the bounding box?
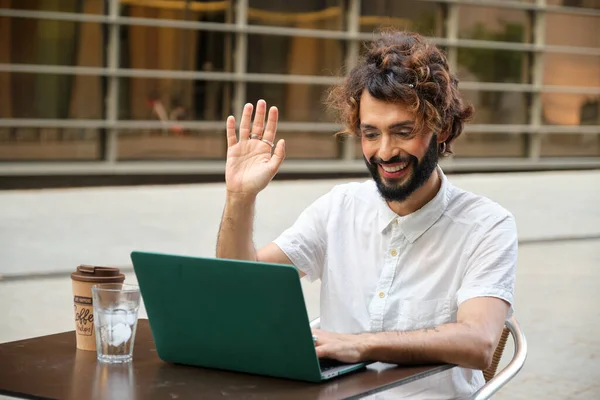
[458,6,532,43]
[3,73,103,120]
[4,17,104,67]
[246,83,336,122]
[461,91,530,124]
[360,0,443,36]
[119,78,231,122]
[122,0,229,21]
[273,131,340,159]
[117,130,225,161]
[548,0,600,10]
[453,132,528,158]
[457,48,531,83]
[545,13,600,47]
[540,134,600,157]
[0,128,101,161]
[543,54,600,88]
[247,0,344,30]
[120,27,229,73]
[9,0,104,14]
[120,2,230,74]
[1,0,599,168]
[541,92,600,125]
[247,35,343,76]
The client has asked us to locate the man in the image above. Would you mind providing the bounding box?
[216,30,517,399]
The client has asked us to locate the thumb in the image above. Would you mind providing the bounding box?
[268,139,285,172]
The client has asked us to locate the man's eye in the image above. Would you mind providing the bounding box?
[363,132,379,139]
[395,130,415,138]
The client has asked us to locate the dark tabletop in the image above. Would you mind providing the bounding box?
[0,320,453,400]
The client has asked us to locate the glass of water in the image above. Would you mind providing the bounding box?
[91,283,141,363]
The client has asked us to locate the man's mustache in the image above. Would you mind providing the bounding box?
[368,155,414,165]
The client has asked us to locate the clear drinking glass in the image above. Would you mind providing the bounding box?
[91,283,141,363]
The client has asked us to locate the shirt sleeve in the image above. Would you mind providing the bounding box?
[457,214,518,315]
[272,191,331,282]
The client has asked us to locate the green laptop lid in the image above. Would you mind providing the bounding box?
[131,251,323,382]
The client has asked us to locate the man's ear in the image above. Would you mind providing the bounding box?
[437,128,451,145]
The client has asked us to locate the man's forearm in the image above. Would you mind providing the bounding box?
[216,193,258,260]
[361,322,495,370]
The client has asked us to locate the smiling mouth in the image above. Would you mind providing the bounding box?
[381,162,409,173]
[378,161,411,179]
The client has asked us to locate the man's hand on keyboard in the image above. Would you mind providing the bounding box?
[311,328,368,363]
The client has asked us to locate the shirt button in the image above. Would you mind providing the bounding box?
[390,249,398,257]
[379,292,385,298]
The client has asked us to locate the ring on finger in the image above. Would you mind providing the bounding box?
[250,133,261,140]
[260,138,275,150]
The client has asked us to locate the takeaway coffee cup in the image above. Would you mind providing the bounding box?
[71,265,125,351]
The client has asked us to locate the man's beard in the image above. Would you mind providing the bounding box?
[364,136,439,203]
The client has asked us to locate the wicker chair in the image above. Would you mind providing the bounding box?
[309,315,527,400]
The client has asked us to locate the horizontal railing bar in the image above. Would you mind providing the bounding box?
[1,119,598,134]
[2,64,600,95]
[1,158,600,176]
[1,9,600,56]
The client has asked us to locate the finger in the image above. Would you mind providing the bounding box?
[251,99,267,138]
[239,103,253,140]
[315,345,329,359]
[262,106,278,143]
[267,139,285,172]
[226,115,237,147]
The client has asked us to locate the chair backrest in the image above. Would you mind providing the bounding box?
[483,326,511,382]
[473,316,527,400]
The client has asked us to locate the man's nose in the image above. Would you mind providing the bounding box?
[377,135,400,161]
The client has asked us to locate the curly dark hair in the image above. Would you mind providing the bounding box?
[327,29,474,156]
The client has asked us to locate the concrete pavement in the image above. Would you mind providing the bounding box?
[2,170,599,277]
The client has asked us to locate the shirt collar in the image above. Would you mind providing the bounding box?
[377,166,451,243]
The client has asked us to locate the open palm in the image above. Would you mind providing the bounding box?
[225,100,285,196]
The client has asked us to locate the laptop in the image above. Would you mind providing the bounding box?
[130,251,368,382]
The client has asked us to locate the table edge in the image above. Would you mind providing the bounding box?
[344,364,456,400]
[0,387,53,400]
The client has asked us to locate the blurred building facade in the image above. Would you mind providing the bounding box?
[0,0,599,177]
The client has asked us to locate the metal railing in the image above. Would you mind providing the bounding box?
[0,0,599,176]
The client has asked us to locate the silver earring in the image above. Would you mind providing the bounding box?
[439,141,447,154]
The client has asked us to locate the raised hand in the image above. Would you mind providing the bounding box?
[225,100,285,198]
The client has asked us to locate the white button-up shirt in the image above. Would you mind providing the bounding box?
[273,167,518,399]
